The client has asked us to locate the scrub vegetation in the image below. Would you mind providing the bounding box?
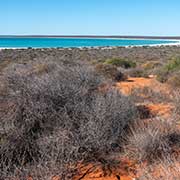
[0,46,180,179]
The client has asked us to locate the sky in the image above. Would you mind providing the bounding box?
[1,0,180,36]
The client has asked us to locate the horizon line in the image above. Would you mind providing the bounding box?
[0,34,180,39]
[0,35,180,40]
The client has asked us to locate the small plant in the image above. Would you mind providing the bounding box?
[0,60,13,72]
[126,67,149,78]
[141,61,161,71]
[156,68,169,83]
[95,63,127,81]
[157,57,180,83]
[104,58,136,69]
[165,57,180,72]
[167,72,180,88]
[124,121,180,163]
[139,159,180,180]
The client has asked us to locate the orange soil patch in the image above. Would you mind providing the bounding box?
[72,159,137,180]
[52,176,61,180]
[144,103,173,118]
[116,76,174,118]
[116,77,154,95]
[116,76,170,96]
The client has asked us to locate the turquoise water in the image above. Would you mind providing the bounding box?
[0,38,178,48]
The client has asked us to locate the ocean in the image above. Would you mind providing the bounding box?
[0,37,178,48]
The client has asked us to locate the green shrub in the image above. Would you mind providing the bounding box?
[165,57,180,72]
[157,57,180,83]
[104,58,136,69]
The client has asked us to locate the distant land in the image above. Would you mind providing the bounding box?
[1,35,180,39]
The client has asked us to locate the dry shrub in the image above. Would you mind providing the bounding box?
[0,60,137,179]
[167,72,180,88]
[136,105,153,119]
[139,158,180,180]
[173,90,180,116]
[0,60,13,72]
[126,67,149,78]
[0,77,8,96]
[141,61,161,71]
[124,120,180,163]
[95,63,127,81]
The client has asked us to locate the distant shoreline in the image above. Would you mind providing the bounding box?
[1,35,180,40]
[1,43,180,50]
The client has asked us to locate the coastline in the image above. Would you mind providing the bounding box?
[0,41,180,50]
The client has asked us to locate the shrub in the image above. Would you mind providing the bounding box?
[156,68,169,83]
[104,58,136,69]
[141,61,161,71]
[0,60,12,72]
[165,57,180,72]
[174,90,180,116]
[139,159,180,180]
[157,57,180,83]
[0,60,137,179]
[167,72,180,88]
[95,63,127,81]
[126,67,149,78]
[136,105,153,119]
[124,121,180,163]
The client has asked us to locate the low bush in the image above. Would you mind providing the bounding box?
[156,68,170,83]
[139,159,180,180]
[126,67,149,78]
[141,61,161,71]
[124,121,180,163]
[164,57,180,72]
[104,58,136,69]
[0,60,12,72]
[157,57,180,83]
[167,72,180,88]
[0,60,137,179]
[174,90,180,116]
[95,63,127,81]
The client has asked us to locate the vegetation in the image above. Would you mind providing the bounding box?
[126,67,149,78]
[104,58,136,68]
[157,56,180,83]
[124,121,180,163]
[167,72,180,88]
[0,59,137,179]
[139,159,180,180]
[95,63,127,81]
[0,47,180,179]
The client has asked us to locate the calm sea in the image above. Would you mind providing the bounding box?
[0,37,178,48]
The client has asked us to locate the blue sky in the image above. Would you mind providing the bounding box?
[1,0,180,35]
